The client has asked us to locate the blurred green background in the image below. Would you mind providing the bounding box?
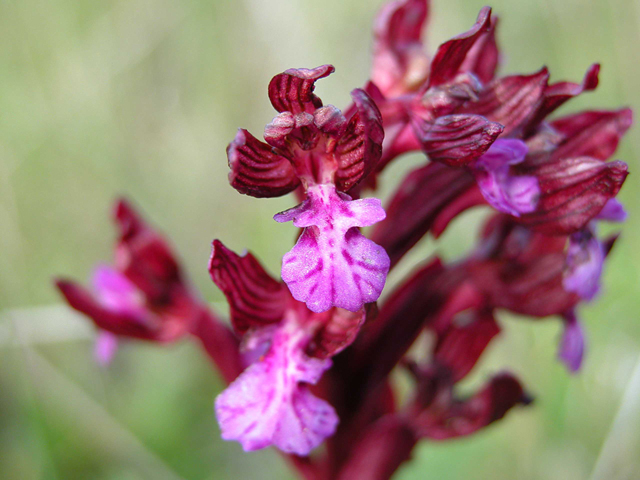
[1,0,639,478]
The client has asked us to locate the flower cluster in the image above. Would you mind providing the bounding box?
[56,0,630,478]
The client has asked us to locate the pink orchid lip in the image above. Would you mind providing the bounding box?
[275,183,390,313]
[215,315,338,455]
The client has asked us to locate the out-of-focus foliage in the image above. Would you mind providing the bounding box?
[1,0,639,478]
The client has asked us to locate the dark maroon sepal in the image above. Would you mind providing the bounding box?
[458,68,549,136]
[412,113,503,166]
[427,7,492,88]
[459,16,500,84]
[307,307,367,359]
[55,280,160,341]
[208,240,288,333]
[527,64,600,129]
[227,128,300,198]
[413,372,529,440]
[268,65,335,114]
[468,253,579,317]
[371,162,476,268]
[516,157,629,235]
[434,310,500,382]
[335,89,385,192]
[334,416,416,480]
[550,108,633,161]
[113,199,186,304]
[371,0,430,94]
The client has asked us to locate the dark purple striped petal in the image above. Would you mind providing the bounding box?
[412,113,503,167]
[458,68,549,137]
[268,65,335,114]
[227,128,300,198]
[516,157,628,235]
[427,7,492,88]
[550,108,633,161]
[335,89,385,192]
[208,240,288,333]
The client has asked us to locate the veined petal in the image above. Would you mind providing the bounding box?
[227,128,300,198]
[470,139,539,216]
[209,240,288,333]
[516,157,628,235]
[215,318,338,455]
[459,16,499,84]
[557,310,585,373]
[550,109,633,161]
[412,114,503,167]
[307,307,367,359]
[334,89,384,192]
[528,64,600,129]
[372,0,430,95]
[268,65,335,114]
[414,372,528,440]
[434,310,500,382]
[275,184,390,313]
[427,7,493,88]
[371,162,476,268]
[458,68,549,137]
[563,230,604,301]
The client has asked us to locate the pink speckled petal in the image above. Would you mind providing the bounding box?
[275,184,390,313]
[215,320,338,455]
[471,139,540,217]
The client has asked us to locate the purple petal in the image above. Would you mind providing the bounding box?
[215,321,338,455]
[563,231,604,301]
[557,311,585,373]
[596,198,627,223]
[471,139,540,216]
[275,184,390,313]
[94,331,119,366]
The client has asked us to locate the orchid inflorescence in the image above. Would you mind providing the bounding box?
[56,1,631,478]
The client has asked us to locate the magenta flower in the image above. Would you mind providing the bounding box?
[56,200,242,380]
[209,240,367,455]
[227,66,389,313]
[56,200,197,351]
